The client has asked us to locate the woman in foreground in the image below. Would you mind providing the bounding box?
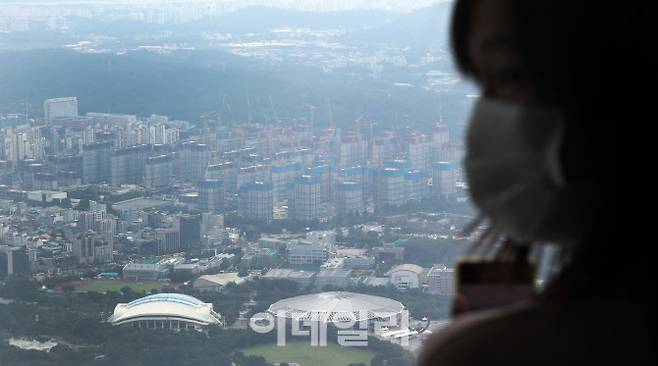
[419,1,653,365]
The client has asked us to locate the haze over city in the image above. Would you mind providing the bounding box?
[0,1,478,365]
[2,0,646,365]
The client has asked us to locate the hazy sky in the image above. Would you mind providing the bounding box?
[0,0,451,11]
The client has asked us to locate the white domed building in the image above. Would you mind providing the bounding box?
[109,293,222,331]
[268,291,405,329]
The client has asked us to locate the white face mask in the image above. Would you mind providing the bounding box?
[464,98,590,243]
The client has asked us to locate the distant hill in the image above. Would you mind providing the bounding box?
[0,4,453,50]
[0,48,472,130]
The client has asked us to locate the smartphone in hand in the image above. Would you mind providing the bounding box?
[455,259,536,313]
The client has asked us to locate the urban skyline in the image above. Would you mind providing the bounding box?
[1,2,474,365]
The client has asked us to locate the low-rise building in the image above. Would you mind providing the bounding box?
[26,190,67,203]
[197,253,234,272]
[427,264,455,297]
[261,268,316,288]
[388,264,424,291]
[122,261,169,281]
[316,268,352,289]
[243,247,277,269]
[343,256,375,269]
[373,245,405,262]
[320,257,345,269]
[288,240,327,267]
[258,237,287,252]
[361,277,391,288]
[173,263,200,276]
[193,272,245,292]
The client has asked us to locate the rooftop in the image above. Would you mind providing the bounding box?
[262,268,316,279]
[268,291,404,323]
[112,198,171,211]
[318,268,352,278]
[127,293,202,308]
[427,265,454,276]
[195,273,245,287]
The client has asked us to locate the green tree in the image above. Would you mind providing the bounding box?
[120,286,133,295]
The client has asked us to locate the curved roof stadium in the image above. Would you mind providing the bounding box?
[110,293,222,328]
[268,291,405,323]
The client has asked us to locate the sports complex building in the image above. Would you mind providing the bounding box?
[109,293,222,331]
[267,291,406,329]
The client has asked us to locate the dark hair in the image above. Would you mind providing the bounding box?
[451,1,632,105]
[450,0,650,299]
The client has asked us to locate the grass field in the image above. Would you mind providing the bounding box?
[76,280,163,294]
[241,341,375,366]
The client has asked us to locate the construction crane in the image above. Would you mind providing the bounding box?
[219,94,234,123]
[438,91,445,124]
[305,103,317,131]
[268,95,281,125]
[200,110,218,126]
[254,96,268,123]
[325,97,335,129]
[355,113,366,137]
[246,95,253,124]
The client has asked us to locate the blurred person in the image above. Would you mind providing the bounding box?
[419,1,653,365]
